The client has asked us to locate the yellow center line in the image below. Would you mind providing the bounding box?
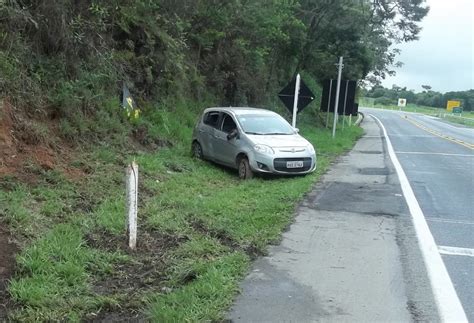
[401,116,474,150]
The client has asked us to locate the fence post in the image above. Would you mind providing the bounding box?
[126,161,138,250]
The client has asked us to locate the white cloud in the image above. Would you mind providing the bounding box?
[381,0,474,93]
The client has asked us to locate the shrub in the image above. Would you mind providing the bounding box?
[374,97,394,106]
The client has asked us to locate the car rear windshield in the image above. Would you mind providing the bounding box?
[237,114,295,135]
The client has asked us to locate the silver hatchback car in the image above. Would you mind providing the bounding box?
[191,107,317,179]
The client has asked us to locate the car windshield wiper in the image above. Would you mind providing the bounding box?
[245,131,264,135]
[263,132,291,135]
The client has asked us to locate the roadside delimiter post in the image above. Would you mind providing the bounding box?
[126,161,138,250]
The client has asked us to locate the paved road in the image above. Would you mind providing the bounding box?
[409,113,474,145]
[364,108,474,321]
[229,115,439,322]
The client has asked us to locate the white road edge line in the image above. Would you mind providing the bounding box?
[370,114,468,323]
[439,246,474,258]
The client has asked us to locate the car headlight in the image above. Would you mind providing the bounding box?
[306,144,315,154]
[254,144,274,155]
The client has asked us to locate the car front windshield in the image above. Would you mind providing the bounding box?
[237,114,295,135]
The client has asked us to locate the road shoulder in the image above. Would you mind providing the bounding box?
[228,117,439,322]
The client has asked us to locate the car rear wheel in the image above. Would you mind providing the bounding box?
[192,141,203,159]
[238,157,253,180]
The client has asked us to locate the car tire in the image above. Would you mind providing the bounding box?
[238,157,253,180]
[192,141,203,159]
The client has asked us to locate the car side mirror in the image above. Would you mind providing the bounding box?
[293,127,299,133]
[227,129,239,140]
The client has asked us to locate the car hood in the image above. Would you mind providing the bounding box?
[247,134,310,148]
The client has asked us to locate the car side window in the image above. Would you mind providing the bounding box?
[203,112,220,128]
[221,114,237,133]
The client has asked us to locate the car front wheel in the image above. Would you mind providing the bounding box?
[238,157,253,180]
[192,141,203,159]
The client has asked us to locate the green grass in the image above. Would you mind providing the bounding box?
[460,111,474,119]
[438,113,474,128]
[147,252,248,322]
[8,224,127,321]
[1,105,363,321]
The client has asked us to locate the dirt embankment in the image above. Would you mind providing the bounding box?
[1,99,62,319]
[0,99,63,180]
[0,100,21,319]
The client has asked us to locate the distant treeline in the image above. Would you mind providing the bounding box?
[363,85,474,111]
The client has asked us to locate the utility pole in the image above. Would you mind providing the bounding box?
[332,57,344,138]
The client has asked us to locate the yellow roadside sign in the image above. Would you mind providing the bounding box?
[446,100,461,112]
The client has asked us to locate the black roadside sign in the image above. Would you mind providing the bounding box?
[320,79,357,115]
[278,77,315,114]
[351,103,359,116]
[344,80,357,116]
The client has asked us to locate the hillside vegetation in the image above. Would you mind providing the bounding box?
[1,0,429,321]
[2,1,428,118]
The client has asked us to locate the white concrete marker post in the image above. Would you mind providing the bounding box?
[332,57,344,138]
[292,73,301,128]
[126,161,138,250]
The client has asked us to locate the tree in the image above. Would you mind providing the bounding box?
[293,0,429,84]
[1,0,430,113]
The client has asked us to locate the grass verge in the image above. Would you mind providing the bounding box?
[0,106,363,321]
[437,113,474,128]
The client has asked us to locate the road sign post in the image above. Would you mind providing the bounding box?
[332,57,344,138]
[278,76,315,126]
[292,74,301,128]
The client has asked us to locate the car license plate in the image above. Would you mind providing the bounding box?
[286,161,303,168]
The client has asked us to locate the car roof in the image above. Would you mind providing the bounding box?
[203,107,279,117]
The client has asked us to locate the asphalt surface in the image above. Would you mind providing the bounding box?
[228,115,439,322]
[409,113,474,145]
[364,108,474,321]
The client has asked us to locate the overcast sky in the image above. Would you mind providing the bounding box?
[381,0,473,93]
